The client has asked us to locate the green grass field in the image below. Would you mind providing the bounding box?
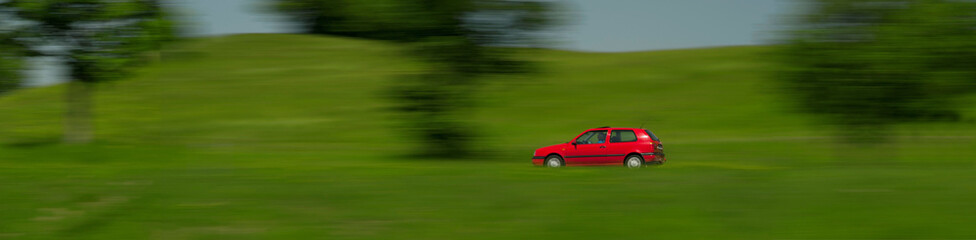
[1,34,974,239]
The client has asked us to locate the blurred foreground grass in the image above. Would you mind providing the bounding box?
[0,34,974,239]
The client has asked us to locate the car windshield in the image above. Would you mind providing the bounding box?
[644,129,660,141]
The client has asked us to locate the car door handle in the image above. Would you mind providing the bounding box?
[600,146,606,148]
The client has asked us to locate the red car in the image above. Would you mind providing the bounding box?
[531,127,665,168]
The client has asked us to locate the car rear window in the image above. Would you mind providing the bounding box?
[644,130,660,141]
[610,130,637,143]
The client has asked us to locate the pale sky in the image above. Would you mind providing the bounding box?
[174,0,798,51]
[26,0,800,85]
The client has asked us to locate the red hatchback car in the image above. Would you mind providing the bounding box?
[532,127,665,168]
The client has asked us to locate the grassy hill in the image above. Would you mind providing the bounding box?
[0,34,974,239]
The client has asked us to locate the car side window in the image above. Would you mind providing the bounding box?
[575,130,608,144]
[610,130,637,143]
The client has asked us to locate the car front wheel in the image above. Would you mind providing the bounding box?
[545,155,564,168]
[625,155,644,169]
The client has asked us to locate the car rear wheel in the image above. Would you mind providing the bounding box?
[625,155,644,169]
[545,155,564,168]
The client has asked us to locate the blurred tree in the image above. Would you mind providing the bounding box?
[0,0,176,143]
[0,33,23,94]
[267,0,430,41]
[271,0,557,157]
[782,0,976,143]
[268,0,357,36]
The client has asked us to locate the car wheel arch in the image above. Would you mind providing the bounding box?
[546,153,563,162]
[625,153,643,163]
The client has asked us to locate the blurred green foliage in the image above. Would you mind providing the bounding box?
[1,0,175,82]
[0,0,177,143]
[781,0,976,143]
[0,32,22,94]
[268,0,554,43]
[268,0,414,40]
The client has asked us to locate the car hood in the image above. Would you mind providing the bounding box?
[535,143,569,154]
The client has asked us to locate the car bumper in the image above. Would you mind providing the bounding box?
[641,152,666,164]
[531,156,545,166]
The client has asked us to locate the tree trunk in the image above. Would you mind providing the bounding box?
[63,81,94,144]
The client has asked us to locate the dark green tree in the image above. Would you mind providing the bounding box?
[0,8,29,94]
[781,0,976,143]
[0,0,176,143]
[267,0,428,41]
[0,33,23,94]
[268,0,356,36]
[271,0,557,157]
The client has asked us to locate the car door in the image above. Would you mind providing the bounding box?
[565,130,609,165]
[605,129,639,164]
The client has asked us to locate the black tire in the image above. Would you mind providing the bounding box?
[544,155,564,168]
[624,154,644,169]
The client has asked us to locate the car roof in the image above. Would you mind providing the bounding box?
[586,127,644,131]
